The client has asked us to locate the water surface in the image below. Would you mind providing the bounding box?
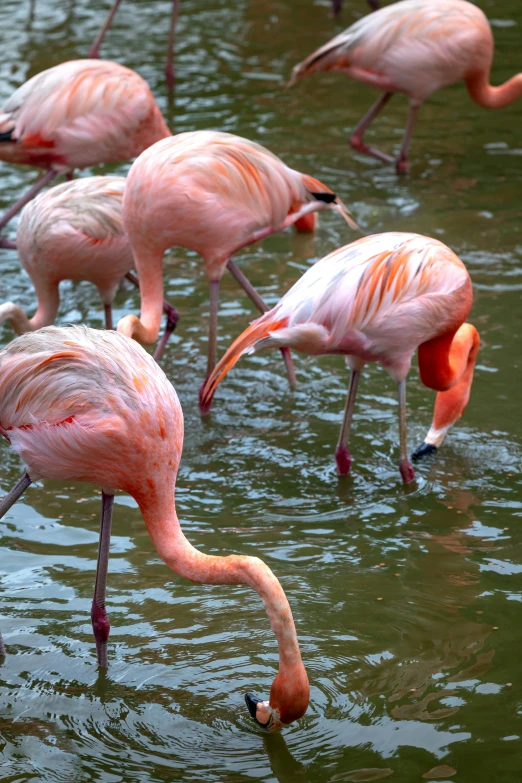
[0,1,521,781]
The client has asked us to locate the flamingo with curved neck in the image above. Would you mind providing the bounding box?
[0,177,178,352]
[0,325,308,730]
[200,232,480,483]
[290,0,522,172]
[117,130,357,404]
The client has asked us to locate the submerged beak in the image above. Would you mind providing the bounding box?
[245,693,282,732]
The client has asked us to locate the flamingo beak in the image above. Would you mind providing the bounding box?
[412,442,438,460]
[245,693,282,731]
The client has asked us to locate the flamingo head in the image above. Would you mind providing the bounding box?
[245,665,310,731]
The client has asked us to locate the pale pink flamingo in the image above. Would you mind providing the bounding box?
[0,59,171,247]
[116,130,357,403]
[89,1,180,92]
[200,233,480,484]
[0,177,178,354]
[290,0,522,173]
[0,325,309,730]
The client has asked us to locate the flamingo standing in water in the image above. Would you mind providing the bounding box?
[0,325,309,730]
[0,176,178,353]
[0,59,171,247]
[290,0,522,173]
[89,1,181,92]
[117,130,357,402]
[200,233,480,483]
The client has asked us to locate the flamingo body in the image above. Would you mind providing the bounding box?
[117,130,354,388]
[0,177,133,334]
[201,233,480,481]
[290,0,522,170]
[0,326,308,730]
[0,60,171,171]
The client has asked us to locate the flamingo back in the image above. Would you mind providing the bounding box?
[0,326,181,497]
[0,60,171,169]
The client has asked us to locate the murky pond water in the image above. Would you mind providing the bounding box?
[0,0,521,781]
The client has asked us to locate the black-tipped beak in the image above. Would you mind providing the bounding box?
[412,442,438,461]
[245,692,270,728]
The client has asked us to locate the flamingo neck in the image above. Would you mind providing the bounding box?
[117,246,165,345]
[137,487,309,725]
[467,70,522,109]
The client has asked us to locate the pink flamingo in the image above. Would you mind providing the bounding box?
[0,59,171,247]
[290,0,522,173]
[116,130,357,403]
[200,233,480,484]
[89,1,181,92]
[0,176,178,353]
[0,325,309,730]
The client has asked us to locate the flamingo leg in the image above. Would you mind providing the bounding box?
[367,0,380,9]
[0,471,33,655]
[331,0,342,16]
[198,280,220,409]
[88,0,123,58]
[91,490,114,668]
[398,380,415,483]
[226,259,296,389]
[349,92,395,164]
[395,101,421,175]
[335,369,360,476]
[0,472,32,519]
[104,304,113,331]
[124,272,179,361]
[0,169,58,242]
[165,0,180,92]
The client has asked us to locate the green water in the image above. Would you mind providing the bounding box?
[0,1,521,781]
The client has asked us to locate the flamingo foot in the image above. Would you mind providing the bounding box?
[412,442,437,461]
[349,135,394,165]
[198,382,213,415]
[91,602,110,668]
[395,157,410,175]
[335,445,352,476]
[399,458,415,484]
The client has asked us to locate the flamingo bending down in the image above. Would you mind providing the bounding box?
[89,1,181,92]
[290,0,522,173]
[0,325,309,730]
[200,233,480,484]
[0,177,178,354]
[116,130,357,405]
[0,59,171,246]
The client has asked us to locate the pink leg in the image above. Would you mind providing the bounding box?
[0,471,33,656]
[0,169,58,239]
[395,102,421,175]
[331,0,342,16]
[335,369,360,476]
[349,92,395,164]
[398,379,415,484]
[88,0,123,58]
[124,272,179,360]
[226,259,296,389]
[165,0,180,92]
[91,491,114,668]
[199,280,220,410]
